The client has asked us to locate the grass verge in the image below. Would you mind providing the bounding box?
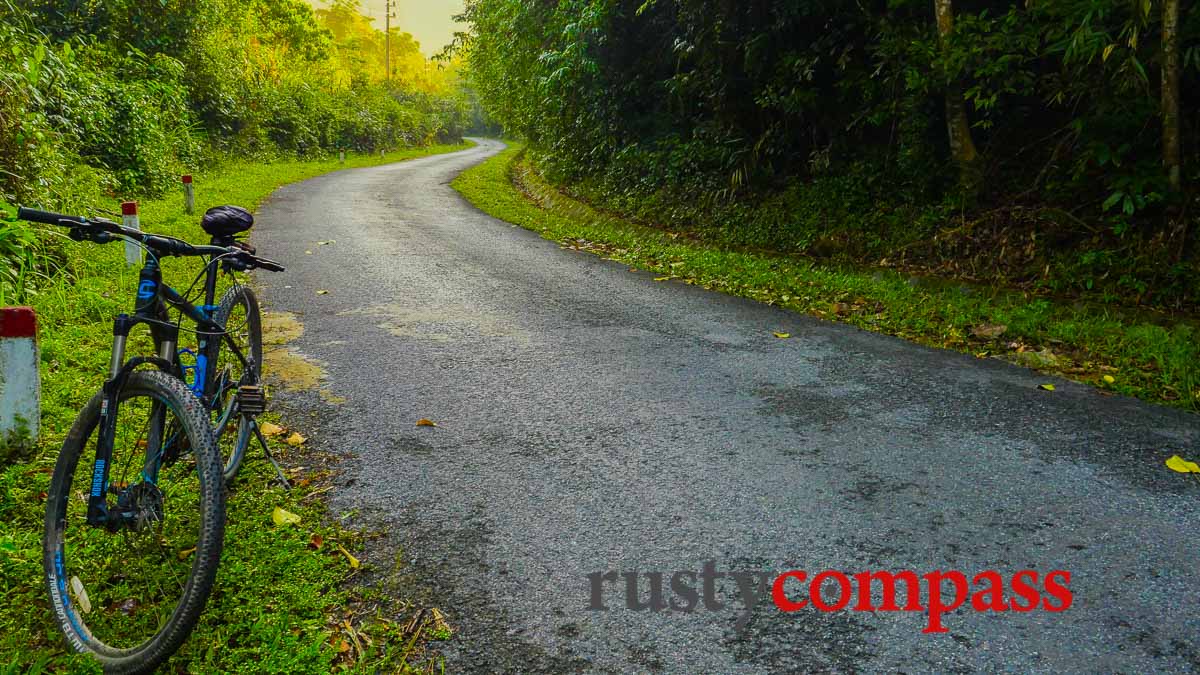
[452,143,1199,411]
[0,141,473,672]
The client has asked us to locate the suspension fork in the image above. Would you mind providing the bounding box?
[86,296,180,528]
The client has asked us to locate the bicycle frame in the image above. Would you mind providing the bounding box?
[86,251,249,529]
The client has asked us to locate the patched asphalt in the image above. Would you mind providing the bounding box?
[252,139,1200,673]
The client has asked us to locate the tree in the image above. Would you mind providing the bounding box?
[1162,0,1182,192]
[933,0,980,191]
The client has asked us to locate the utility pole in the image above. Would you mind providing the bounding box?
[384,0,395,80]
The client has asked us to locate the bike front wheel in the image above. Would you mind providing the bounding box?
[43,370,225,673]
[212,284,263,482]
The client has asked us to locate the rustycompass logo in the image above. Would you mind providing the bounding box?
[588,562,1072,634]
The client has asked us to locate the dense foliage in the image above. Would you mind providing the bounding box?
[0,0,481,301]
[458,0,1200,308]
[0,0,475,209]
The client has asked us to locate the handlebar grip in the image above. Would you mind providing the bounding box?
[17,207,85,226]
[255,257,285,272]
[143,235,197,257]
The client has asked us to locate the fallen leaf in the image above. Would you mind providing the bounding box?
[272,507,302,527]
[177,547,196,560]
[1165,455,1200,473]
[337,543,360,569]
[416,418,438,427]
[773,332,791,339]
[70,576,92,614]
[259,422,285,437]
[1102,375,1116,384]
[305,250,313,255]
[653,276,670,282]
[316,290,329,295]
[970,323,1008,339]
[1038,384,1056,391]
[286,432,306,446]
[309,533,325,549]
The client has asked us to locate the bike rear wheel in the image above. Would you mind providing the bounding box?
[43,370,225,673]
[212,284,263,482]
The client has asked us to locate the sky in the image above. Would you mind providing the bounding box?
[308,0,466,56]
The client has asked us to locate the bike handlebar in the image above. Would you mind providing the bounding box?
[17,207,86,226]
[16,206,285,272]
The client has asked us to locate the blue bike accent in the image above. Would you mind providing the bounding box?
[137,280,155,299]
[177,348,208,399]
[191,353,208,397]
[89,460,106,497]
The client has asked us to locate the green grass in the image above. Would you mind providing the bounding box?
[453,143,1200,411]
[0,141,473,672]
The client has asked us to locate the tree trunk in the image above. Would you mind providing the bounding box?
[1162,0,1182,192]
[933,0,980,191]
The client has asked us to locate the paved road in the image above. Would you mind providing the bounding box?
[253,139,1200,673]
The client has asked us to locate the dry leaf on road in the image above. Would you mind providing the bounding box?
[1165,455,1200,473]
[259,422,285,437]
[416,418,438,427]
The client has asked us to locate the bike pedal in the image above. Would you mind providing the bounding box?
[236,385,267,415]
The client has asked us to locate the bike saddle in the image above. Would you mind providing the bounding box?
[201,205,254,237]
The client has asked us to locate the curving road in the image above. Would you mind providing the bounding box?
[253,139,1200,673]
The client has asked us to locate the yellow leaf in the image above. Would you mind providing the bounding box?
[1102,375,1115,384]
[1165,455,1200,474]
[70,576,92,614]
[178,547,196,561]
[286,432,306,446]
[1102,44,1116,62]
[337,543,360,569]
[272,507,302,527]
[259,422,285,437]
[1038,384,1056,391]
[654,276,670,282]
[316,290,329,295]
[416,418,438,427]
[773,332,791,339]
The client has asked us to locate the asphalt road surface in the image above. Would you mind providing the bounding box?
[253,139,1200,673]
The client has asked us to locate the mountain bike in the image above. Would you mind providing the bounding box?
[18,205,284,673]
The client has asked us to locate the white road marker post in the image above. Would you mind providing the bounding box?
[122,201,142,267]
[182,174,195,215]
[0,307,39,456]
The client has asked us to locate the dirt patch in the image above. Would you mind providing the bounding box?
[262,310,328,393]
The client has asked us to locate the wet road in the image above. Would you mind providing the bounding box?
[253,139,1200,673]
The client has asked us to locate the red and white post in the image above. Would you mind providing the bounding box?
[121,201,141,266]
[0,307,39,451]
[182,174,195,215]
